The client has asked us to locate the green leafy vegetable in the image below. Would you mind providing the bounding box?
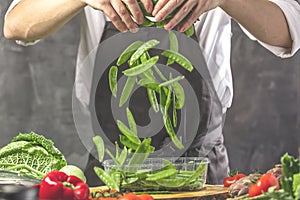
[293,173,300,199]
[0,132,67,179]
[243,154,300,200]
[244,188,294,200]
[280,153,300,198]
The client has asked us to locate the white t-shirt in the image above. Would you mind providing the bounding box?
[5,0,300,112]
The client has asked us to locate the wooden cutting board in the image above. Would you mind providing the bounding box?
[90,185,229,200]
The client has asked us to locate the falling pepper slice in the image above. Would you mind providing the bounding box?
[39,171,89,200]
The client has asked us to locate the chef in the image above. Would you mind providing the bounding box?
[3,0,300,185]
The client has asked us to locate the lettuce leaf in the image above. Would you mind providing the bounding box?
[293,173,300,199]
[280,153,300,198]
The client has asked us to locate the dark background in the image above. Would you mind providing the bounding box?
[1,1,300,174]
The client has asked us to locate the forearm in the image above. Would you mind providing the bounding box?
[220,0,292,48]
[4,0,86,42]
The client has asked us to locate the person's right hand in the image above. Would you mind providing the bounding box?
[83,0,153,32]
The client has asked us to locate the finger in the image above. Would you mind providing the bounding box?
[164,0,197,30]
[110,0,138,31]
[154,0,185,21]
[122,0,144,24]
[152,0,168,16]
[178,3,204,32]
[83,0,106,11]
[140,0,154,14]
[104,3,128,32]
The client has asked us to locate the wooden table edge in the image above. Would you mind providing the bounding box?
[90,184,229,199]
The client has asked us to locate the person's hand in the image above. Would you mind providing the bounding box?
[83,0,154,32]
[152,0,226,32]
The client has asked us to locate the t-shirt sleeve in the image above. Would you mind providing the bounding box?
[5,0,40,46]
[241,0,300,58]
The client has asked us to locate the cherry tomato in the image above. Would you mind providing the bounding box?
[248,173,280,197]
[234,173,246,180]
[138,194,154,200]
[248,183,262,197]
[223,173,246,187]
[119,193,141,200]
[257,173,280,192]
[223,176,236,187]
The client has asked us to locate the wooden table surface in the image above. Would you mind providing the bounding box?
[90,185,229,200]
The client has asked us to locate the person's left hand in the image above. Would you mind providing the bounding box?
[152,0,226,32]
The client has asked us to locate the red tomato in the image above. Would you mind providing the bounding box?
[257,173,280,192]
[119,193,141,200]
[223,173,246,187]
[249,184,262,197]
[223,176,236,187]
[138,194,154,200]
[234,173,246,180]
[248,173,280,197]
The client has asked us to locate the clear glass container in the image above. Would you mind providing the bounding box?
[103,157,209,192]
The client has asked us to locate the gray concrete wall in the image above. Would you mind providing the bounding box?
[224,21,300,174]
[0,1,88,168]
[1,0,300,175]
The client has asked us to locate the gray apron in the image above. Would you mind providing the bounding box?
[84,22,229,186]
